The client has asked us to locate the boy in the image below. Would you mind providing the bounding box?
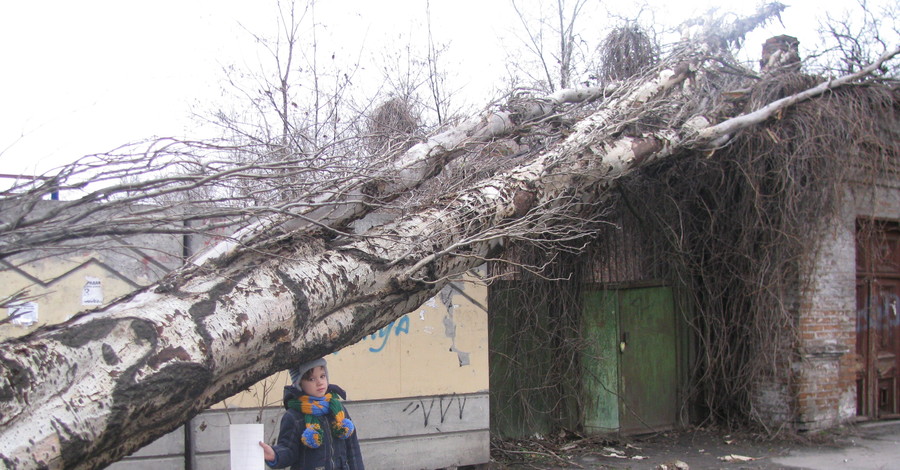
[259,358,365,470]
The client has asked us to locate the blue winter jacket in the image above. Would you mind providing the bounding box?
[265,384,365,470]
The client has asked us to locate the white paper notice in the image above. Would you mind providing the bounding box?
[7,302,38,326]
[82,277,103,306]
[229,424,264,470]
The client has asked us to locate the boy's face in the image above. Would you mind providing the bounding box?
[300,366,329,397]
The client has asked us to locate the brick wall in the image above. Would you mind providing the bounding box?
[790,181,900,431]
[794,214,856,430]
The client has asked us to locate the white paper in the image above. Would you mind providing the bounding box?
[7,302,38,326]
[230,424,264,470]
[82,276,103,306]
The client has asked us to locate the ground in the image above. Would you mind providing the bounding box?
[482,420,900,469]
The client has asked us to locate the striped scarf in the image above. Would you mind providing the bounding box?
[287,393,355,449]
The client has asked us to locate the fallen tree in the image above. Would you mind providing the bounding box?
[1,7,899,468]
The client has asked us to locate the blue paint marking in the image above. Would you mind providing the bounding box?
[366,315,411,353]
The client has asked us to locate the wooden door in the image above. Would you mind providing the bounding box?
[856,222,900,419]
[582,290,620,432]
[617,287,678,432]
[583,286,679,434]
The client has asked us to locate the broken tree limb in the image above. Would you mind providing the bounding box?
[0,55,704,470]
[2,33,898,470]
[191,83,616,268]
[697,44,900,147]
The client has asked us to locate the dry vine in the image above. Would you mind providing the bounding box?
[489,78,900,436]
[485,5,900,438]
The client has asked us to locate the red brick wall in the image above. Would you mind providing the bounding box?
[790,182,900,430]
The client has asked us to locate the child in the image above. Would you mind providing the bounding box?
[259,358,365,470]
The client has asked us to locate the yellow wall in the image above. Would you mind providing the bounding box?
[2,246,490,405]
[220,275,489,407]
[0,255,141,340]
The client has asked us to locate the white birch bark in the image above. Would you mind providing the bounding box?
[192,84,616,267]
[0,46,896,469]
[0,63,688,470]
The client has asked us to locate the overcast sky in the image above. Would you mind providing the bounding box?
[0,0,885,177]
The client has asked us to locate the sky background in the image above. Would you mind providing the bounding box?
[0,0,890,177]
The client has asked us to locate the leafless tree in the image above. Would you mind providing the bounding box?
[813,0,899,77]
[508,0,595,92]
[1,2,899,468]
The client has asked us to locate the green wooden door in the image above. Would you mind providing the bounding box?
[583,290,620,432]
[583,286,679,434]
[618,287,678,432]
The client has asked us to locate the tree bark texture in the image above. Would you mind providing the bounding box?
[2,45,895,469]
[0,59,691,470]
[192,83,614,267]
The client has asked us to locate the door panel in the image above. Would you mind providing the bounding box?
[582,291,620,432]
[856,280,873,416]
[874,280,899,416]
[618,287,678,433]
[856,222,900,419]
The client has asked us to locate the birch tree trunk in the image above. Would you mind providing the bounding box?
[0,58,691,470]
[192,83,614,266]
[1,43,896,469]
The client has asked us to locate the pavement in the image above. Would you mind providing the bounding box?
[770,420,900,470]
[493,419,900,469]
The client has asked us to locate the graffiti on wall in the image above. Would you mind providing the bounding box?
[350,282,482,359]
[402,394,468,427]
[362,315,410,353]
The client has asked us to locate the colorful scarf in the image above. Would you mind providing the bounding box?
[287,393,355,448]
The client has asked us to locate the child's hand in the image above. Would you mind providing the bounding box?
[259,441,275,462]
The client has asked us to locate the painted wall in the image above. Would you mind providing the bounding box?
[1,211,490,404]
[218,276,490,407]
[334,280,489,399]
[0,234,183,340]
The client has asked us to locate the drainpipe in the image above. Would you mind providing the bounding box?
[182,218,192,261]
[183,217,194,470]
[184,421,194,470]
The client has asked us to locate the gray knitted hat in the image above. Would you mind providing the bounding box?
[288,357,328,389]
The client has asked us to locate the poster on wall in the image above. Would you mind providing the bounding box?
[82,277,103,306]
[7,302,38,326]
